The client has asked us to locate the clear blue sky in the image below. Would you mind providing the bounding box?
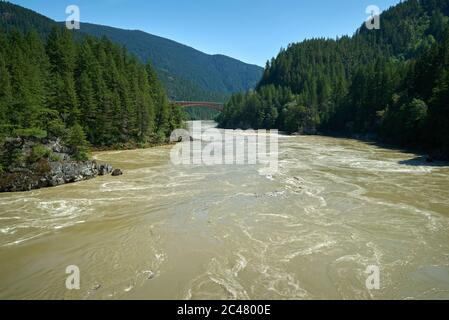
[10,0,401,66]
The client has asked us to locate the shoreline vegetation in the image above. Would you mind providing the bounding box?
[315,131,447,164]
[90,139,177,152]
[0,132,181,193]
[0,22,185,191]
[0,132,179,193]
[2,0,449,193]
[217,0,449,161]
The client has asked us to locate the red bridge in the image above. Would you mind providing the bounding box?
[172,101,224,112]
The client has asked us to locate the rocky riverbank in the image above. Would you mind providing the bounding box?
[0,137,120,193]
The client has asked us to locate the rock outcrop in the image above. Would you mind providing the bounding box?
[0,137,121,193]
[98,164,113,176]
[111,168,123,176]
[0,161,105,192]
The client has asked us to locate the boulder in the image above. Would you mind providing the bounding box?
[0,160,116,192]
[98,164,113,176]
[111,169,123,176]
[0,136,116,193]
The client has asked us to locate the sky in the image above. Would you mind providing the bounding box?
[10,0,401,66]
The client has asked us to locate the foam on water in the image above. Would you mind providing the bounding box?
[1,129,449,299]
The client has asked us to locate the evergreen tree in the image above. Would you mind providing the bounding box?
[0,47,12,135]
[66,123,89,160]
[46,27,79,125]
[218,0,449,159]
[147,62,170,137]
[0,23,184,158]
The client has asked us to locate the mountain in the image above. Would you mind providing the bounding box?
[0,1,55,37]
[0,21,185,157]
[218,0,449,159]
[0,1,263,102]
[75,23,263,97]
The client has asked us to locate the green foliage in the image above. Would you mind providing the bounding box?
[167,103,186,133]
[283,102,317,134]
[66,124,89,161]
[218,85,299,130]
[0,1,57,38]
[399,99,428,134]
[6,147,25,169]
[0,1,262,103]
[13,128,47,139]
[0,47,11,130]
[77,23,263,97]
[156,69,231,104]
[49,153,62,162]
[219,0,449,158]
[380,99,428,145]
[45,118,66,138]
[0,137,4,174]
[28,144,51,163]
[0,20,184,162]
[184,107,220,121]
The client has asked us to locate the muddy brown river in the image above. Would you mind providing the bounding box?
[1,122,449,300]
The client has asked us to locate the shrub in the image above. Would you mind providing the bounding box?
[49,153,62,162]
[28,144,51,163]
[46,119,66,139]
[0,124,15,138]
[8,148,26,169]
[13,128,47,139]
[66,124,89,161]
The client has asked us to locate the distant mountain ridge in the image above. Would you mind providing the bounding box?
[0,1,263,102]
[76,23,263,94]
[218,0,449,159]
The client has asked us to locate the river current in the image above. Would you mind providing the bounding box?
[0,121,448,299]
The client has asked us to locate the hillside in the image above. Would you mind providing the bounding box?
[76,23,263,96]
[218,0,449,159]
[0,0,55,37]
[0,1,263,103]
[0,24,183,147]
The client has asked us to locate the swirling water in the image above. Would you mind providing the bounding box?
[0,122,448,300]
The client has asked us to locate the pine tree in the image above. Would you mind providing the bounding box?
[0,24,183,153]
[146,62,169,136]
[0,48,12,135]
[46,27,79,126]
[66,123,89,160]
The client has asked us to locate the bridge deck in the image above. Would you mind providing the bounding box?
[172,101,224,112]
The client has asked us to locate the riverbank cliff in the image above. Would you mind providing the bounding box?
[0,137,120,193]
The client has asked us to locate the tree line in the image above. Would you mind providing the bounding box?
[0,1,255,108]
[217,0,449,159]
[0,26,184,163]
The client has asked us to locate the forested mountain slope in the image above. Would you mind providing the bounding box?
[0,25,185,175]
[0,1,263,103]
[218,0,449,159]
[77,23,263,96]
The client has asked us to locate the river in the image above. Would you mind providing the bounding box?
[0,121,448,300]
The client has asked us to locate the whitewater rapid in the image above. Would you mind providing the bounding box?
[0,122,448,299]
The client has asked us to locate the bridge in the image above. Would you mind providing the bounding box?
[172,101,224,112]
